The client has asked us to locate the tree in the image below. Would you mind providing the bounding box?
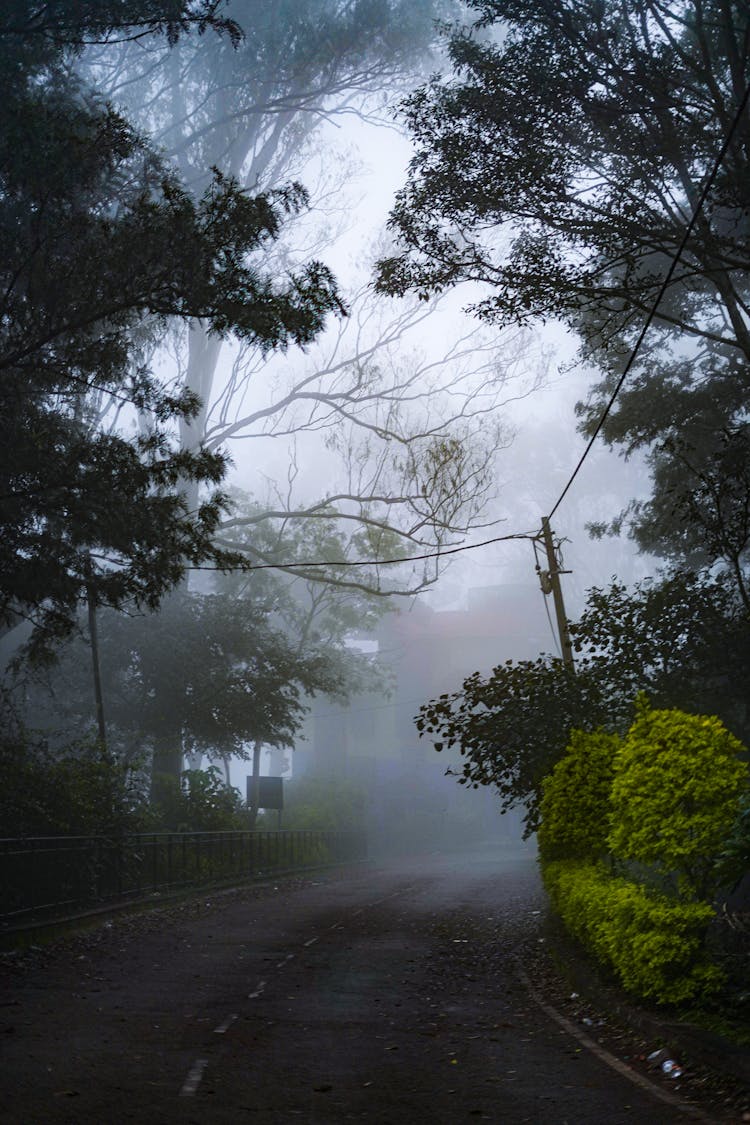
[81,0,537,597]
[376,0,750,587]
[214,489,395,676]
[571,568,750,740]
[17,508,393,799]
[416,656,611,833]
[417,567,750,832]
[18,586,357,806]
[1,2,343,654]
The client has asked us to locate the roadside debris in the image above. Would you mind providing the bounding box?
[647,1048,684,1079]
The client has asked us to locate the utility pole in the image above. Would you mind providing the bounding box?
[540,517,575,671]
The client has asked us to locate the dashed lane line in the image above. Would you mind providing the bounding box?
[178,880,424,1100]
[179,1057,208,1097]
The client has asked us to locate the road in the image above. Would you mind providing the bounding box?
[0,847,719,1123]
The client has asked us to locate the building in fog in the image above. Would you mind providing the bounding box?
[295,584,551,852]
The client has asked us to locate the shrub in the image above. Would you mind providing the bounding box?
[537,729,621,862]
[0,729,148,836]
[543,861,723,1004]
[171,767,247,832]
[608,705,749,898]
[712,792,750,892]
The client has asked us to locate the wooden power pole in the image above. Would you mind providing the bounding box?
[540,517,575,671]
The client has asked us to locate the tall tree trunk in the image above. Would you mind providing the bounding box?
[86,569,107,754]
[150,732,183,812]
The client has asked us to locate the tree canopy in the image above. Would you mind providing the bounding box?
[1,2,344,654]
[377,0,750,587]
[75,0,527,603]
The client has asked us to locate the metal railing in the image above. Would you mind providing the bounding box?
[0,829,366,926]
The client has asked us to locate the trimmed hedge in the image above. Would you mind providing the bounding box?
[538,704,749,1005]
[608,706,748,899]
[543,860,723,1004]
[537,729,620,861]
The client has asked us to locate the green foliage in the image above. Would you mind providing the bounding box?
[417,569,750,830]
[20,589,351,790]
[608,706,749,898]
[537,729,620,862]
[537,702,749,1005]
[570,570,750,743]
[170,767,247,832]
[712,793,750,892]
[416,654,621,834]
[282,777,365,833]
[0,3,343,655]
[376,1,750,596]
[0,726,147,836]
[542,861,723,1005]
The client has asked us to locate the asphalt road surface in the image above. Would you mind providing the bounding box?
[0,847,718,1123]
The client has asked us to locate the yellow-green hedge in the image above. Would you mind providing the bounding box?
[608,707,748,899]
[542,860,723,1004]
[537,728,620,861]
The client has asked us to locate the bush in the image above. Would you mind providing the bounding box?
[712,792,750,892]
[537,729,620,862]
[0,729,148,836]
[608,704,749,898]
[543,861,723,1004]
[150,767,248,832]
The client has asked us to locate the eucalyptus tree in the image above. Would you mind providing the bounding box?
[85,0,535,597]
[377,0,750,590]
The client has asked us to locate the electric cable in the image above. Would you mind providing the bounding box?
[547,78,750,523]
[200,88,750,578]
[189,529,539,572]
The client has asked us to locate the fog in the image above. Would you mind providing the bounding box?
[215,106,656,856]
[5,1,657,856]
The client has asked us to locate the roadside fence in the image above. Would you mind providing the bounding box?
[0,828,366,928]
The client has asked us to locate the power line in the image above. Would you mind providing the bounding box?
[547,79,750,523]
[196,80,750,580]
[190,529,538,573]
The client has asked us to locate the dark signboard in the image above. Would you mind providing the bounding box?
[247,775,284,810]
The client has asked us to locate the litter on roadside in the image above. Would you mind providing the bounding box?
[646,1048,683,1078]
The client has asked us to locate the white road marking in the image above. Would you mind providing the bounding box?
[303,937,319,947]
[179,1057,208,1097]
[248,980,266,999]
[213,1014,238,1034]
[276,953,295,968]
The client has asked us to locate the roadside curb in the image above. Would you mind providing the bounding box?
[516,962,721,1123]
[540,918,750,1091]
